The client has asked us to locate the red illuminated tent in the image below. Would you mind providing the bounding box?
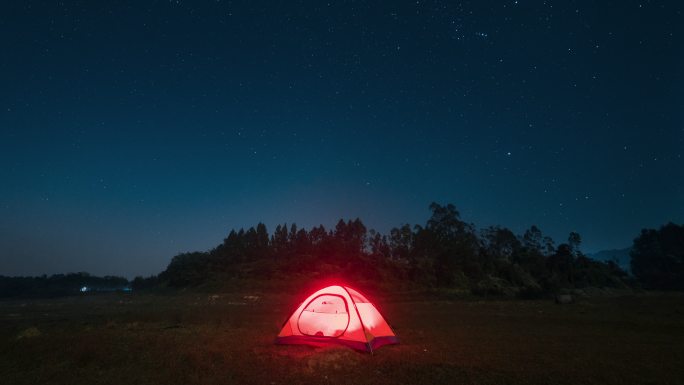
[275,285,399,352]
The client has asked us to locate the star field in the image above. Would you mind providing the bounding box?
[0,0,682,277]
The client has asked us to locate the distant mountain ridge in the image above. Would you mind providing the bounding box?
[587,247,632,273]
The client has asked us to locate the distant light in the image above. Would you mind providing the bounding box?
[80,286,88,292]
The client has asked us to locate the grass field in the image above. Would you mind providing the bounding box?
[2,290,684,384]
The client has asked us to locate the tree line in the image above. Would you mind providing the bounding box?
[630,222,684,291]
[146,202,659,297]
[1,203,680,298]
[0,272,129,298]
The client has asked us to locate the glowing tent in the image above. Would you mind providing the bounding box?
[275,285,399,352]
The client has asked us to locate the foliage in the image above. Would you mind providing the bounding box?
[156,203,632,297]
[630,222,684,290]
[7,202,672,298]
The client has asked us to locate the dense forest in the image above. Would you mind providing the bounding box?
[3,204,681,298]
[631,222,684,291]
[144,203,637,297]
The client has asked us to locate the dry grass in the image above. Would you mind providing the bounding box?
[1,291,683,384]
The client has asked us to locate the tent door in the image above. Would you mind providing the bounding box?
[297,294,350,337]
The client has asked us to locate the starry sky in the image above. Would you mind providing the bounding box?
[1,1,682,278]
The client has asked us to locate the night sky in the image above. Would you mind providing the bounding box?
[1,1,682,278]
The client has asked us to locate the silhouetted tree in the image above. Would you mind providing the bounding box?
[389,224,413,261]
[568,232,581,255]
[255,223,270,257]
[481,226,520,261]
[631,223,684,290]
[151,203,633,295]
[368,229,391,258]
[292,228,311,256]
[549,243,574,286]
[514,226,549,284]
[522,225,543,252]
[334,218,367,258]
[159,251,211,287]
[424,203,479,285]
[271,223,289,256]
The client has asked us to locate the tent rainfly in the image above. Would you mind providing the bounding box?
[275,285,399,352]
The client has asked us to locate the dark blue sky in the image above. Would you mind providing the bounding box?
[1,1,682,278]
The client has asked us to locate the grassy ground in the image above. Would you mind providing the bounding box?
[1,290,683,384]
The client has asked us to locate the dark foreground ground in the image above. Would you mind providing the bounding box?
[1,290,683,385]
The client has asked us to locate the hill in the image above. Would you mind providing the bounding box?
[587,248,631,274]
